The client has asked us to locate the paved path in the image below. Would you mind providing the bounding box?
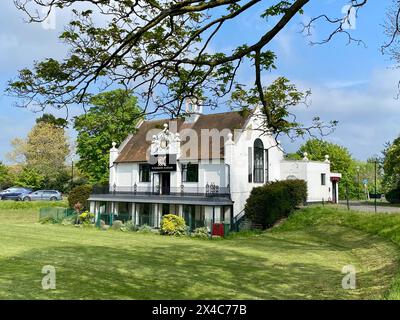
[334,201,400,214]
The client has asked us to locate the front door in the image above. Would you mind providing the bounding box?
[332,181,337,203]
[160,173,171,195]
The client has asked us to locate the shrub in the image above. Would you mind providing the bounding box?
[244,180,307,229]
[68,185,93,209]
[61,214,77,226]
[40,217,57,224]
[122,220,138,232]
[280,179,308,210]
[192,227,209,238]
[74,202,84,214]
[160,214,187,236]
[78,211,95,224]
[386,188,400,204]
[111,220,124,231]
[137,224,153,233]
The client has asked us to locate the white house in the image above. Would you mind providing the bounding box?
[89,100,341,230]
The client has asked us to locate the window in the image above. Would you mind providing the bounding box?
[182,163,199,182]
[248,147,253,183]
[321,173,326,186]
[265,149,269,182]
[253,139,264,183]
[139,164,150,182]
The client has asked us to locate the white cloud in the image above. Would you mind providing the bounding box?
[281,67,400,160]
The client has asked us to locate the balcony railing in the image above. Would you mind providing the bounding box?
[92,184,230,198]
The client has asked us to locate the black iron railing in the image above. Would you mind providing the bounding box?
[92,184,230,198]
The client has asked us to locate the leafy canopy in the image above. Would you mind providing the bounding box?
[36,114,69,129]
[74,89,142,184]
[7,122,70,178]
[383,136,400,190]
[0,162,13,190]
[231,77,337,138]
[8,0,374,138]
[14,167,45,190]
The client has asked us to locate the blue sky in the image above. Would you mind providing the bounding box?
[0,1,398,162]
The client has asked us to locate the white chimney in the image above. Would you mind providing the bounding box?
[109,142,119,190]
[185,98,203,123]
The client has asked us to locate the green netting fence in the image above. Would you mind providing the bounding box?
[39,207,76,222]
[96,212,132,227]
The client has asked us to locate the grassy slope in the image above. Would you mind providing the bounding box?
[273,206,400,299]
[0,203,399,299]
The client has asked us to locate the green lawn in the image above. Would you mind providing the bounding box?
[0,202,399,299]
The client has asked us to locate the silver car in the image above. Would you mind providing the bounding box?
[19,190,63,201]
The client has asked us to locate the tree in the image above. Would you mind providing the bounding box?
[14,167,44,190]
[36,114,69,129]
[297,139,356,199]
[74,90,142,185]
[353,160,383,197]
[382,136,400,191]
[7,122,70,188]
[231,77,337,138]
[7,138,27,165]
[0,162,13,190]
[26,122,70,177]
[68,185,93,210]
[7,1,376,139]
[383,1,400,68]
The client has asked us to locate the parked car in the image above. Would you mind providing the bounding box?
[18,190,63,202]
[0,187,33,200]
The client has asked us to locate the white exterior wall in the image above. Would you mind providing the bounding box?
[280,160,333,203]
[114,163,134,187]
[306,162,332,202]
[108,110,340,219]
[199,161,226,187]
[113,159,227,192]
[226,112,285,216]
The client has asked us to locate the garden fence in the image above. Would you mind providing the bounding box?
[39,207,76,222]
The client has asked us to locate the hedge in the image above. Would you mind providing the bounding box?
[68,185,93,210]
[244,179,307,229]
[386,187,400,204]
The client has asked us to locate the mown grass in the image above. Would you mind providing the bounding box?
[0,200,68,224]
[273,206,400,299]
[0,204,399,299]
[0,199,68,210]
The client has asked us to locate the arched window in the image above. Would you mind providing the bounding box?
[254,139,264,183]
